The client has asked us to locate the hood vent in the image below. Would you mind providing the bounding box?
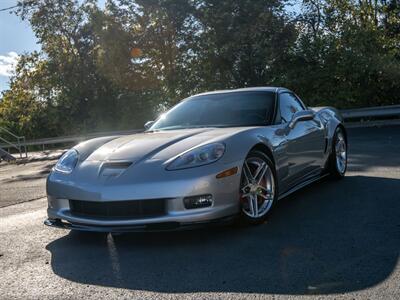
[99,161,133,179]
[102,161,133,169]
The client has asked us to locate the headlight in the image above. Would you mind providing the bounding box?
[54,149,79,174]
[167,142,225,170]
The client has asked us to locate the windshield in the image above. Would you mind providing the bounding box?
[150,91,275,130]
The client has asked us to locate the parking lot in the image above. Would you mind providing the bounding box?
[0,126,399,299]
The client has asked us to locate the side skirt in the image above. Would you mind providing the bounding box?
[278,173,330,201]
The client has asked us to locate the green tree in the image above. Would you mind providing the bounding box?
[287,0,400,108]
[192,0,296,90]
[1,0,399,140]
[0,53,58,138]
[17,0,123,133]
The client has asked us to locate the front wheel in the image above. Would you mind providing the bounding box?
[239,150,277,225]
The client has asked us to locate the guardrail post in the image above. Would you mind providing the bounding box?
[18,137,21,158]
[24,137,28,158]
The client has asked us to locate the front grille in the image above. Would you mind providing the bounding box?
[69,199,166,219]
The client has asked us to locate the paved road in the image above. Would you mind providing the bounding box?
[0,126,399,299]
[0,160,56,208]
[0,149,64,208]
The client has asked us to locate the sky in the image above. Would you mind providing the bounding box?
[0,0,40,91]
[0,0,106,92]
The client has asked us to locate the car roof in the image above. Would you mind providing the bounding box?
[192,87,291,97]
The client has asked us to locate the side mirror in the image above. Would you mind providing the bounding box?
[144,121,155,130]
[288,110,315,129]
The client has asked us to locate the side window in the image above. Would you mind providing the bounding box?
[279,93,304,123]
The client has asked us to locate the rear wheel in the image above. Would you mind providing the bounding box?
[328,127,347,179]
[239,150,277,225]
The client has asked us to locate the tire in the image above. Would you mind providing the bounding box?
[328,127,348,179]
[239,150,277,225]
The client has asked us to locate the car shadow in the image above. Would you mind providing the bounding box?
[45,175,400,295]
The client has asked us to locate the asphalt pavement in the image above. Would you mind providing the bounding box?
[0,126,399,299]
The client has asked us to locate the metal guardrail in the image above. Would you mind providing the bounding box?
[0,104,399,153]
[341,104,400,119]
[0,127,28,158]
[0,129,142,151]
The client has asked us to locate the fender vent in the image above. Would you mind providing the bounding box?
[324,137,328,153]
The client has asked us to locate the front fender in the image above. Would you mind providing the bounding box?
[315,107,345,152]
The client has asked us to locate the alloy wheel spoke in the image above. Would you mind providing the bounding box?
[242,193,249,198]
[256,164,269,184]
[258,184,270,193]
[253,162,266,182]
[336,144,341,154]
[259,186,273,200]
[248,194,258,217]
[252,195,258,217]
[241,186,249,194]
[248,195,255,216]
[259,193,272,201]
[243,161,253,183]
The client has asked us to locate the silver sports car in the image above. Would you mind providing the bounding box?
[45,87,347,232]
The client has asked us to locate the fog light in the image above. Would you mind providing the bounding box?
[183,194,213,209]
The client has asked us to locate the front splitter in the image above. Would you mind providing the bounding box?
[44,216,236,233]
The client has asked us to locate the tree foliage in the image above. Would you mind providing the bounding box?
[0,0,399,138]
[287,0,400,107]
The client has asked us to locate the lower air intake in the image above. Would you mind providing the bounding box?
[69,199,166,219]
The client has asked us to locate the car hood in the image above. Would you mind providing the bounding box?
[83,127,250,163]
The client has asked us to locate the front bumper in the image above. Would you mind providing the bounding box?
[46,159,242,232]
